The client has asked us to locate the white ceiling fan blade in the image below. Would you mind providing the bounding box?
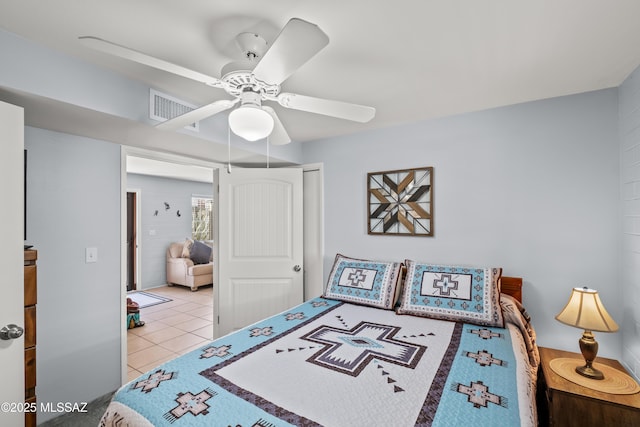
[79,36,223,87]
[156,99,238,130]
[262,106,291,145]
[277,93,375,123]
[252,18,329,85]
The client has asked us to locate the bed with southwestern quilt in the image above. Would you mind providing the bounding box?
[100,294,538,427]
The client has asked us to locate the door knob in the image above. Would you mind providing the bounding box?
[0,324,24,340]
[293,265,302,272]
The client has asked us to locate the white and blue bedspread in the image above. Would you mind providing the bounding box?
[100,296,538,426]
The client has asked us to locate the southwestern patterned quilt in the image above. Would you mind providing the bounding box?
[100,295,538,426]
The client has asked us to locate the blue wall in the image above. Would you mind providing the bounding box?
[127,173,213,289]
[25,126,121,420]
[303,88,622,359]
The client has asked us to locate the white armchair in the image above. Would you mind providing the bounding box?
[166,241,213,291]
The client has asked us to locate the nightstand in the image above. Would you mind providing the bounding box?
[537,347,640,427]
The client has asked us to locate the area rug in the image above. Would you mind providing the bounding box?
[127,291,172,309]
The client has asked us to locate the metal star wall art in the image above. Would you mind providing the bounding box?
[368,167,433,236]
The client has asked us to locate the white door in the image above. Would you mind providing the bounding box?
[216,167,303,337]
[0,101,25,426]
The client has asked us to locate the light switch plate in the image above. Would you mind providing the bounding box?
[86,247,98,263]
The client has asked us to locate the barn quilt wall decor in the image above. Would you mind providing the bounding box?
[367,167,433,236]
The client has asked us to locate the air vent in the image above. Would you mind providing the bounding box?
[149,89,199,132]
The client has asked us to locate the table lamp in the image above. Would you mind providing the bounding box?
[555,287,619,380]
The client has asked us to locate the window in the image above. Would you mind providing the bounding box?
[192,196,213,241]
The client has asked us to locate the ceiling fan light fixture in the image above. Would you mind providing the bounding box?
[229,104,274,141]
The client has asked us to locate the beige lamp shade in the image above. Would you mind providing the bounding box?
[555,287,619,332]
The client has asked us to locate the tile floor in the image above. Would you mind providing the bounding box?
[126,284,214,381]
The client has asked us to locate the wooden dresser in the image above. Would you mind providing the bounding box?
[24,249,37,427]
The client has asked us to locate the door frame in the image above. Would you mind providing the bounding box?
[302,163,324,300]
[119,146,221,383]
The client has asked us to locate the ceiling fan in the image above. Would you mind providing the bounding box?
[79,18,376,145]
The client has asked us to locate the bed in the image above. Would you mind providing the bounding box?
[100,256,539,426]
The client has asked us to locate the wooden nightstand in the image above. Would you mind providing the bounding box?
[537,347,640,427]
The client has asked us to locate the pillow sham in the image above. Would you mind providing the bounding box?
[323,254,402,310]
[396,261,504,327]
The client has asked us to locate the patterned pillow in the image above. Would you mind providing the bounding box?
[396,261,504,327]
[323,254,402,310]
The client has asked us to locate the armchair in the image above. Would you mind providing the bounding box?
[166,241,213,291]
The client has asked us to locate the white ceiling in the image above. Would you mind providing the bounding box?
[1,0,640,146]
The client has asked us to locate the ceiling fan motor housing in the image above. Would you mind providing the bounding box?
[218,32,278,99]
[218,67,281,99]
[238,88,262,108]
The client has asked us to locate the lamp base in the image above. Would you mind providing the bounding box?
[575,364,604,380]
[577,330,605,380]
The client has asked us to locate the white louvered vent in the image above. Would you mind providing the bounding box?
[149,89,199,132]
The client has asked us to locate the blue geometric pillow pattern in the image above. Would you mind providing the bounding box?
[396,261,504,327]
[323,254,402,310]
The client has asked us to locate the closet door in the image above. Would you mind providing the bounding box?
[216,167,303,337]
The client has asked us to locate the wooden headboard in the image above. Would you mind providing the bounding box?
[501,276,523,303]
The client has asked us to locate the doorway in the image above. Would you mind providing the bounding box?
[121,149,218,383]
[126,191,138,292]
[119,147,324,385]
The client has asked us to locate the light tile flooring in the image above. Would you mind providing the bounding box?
[126,284,214,381]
